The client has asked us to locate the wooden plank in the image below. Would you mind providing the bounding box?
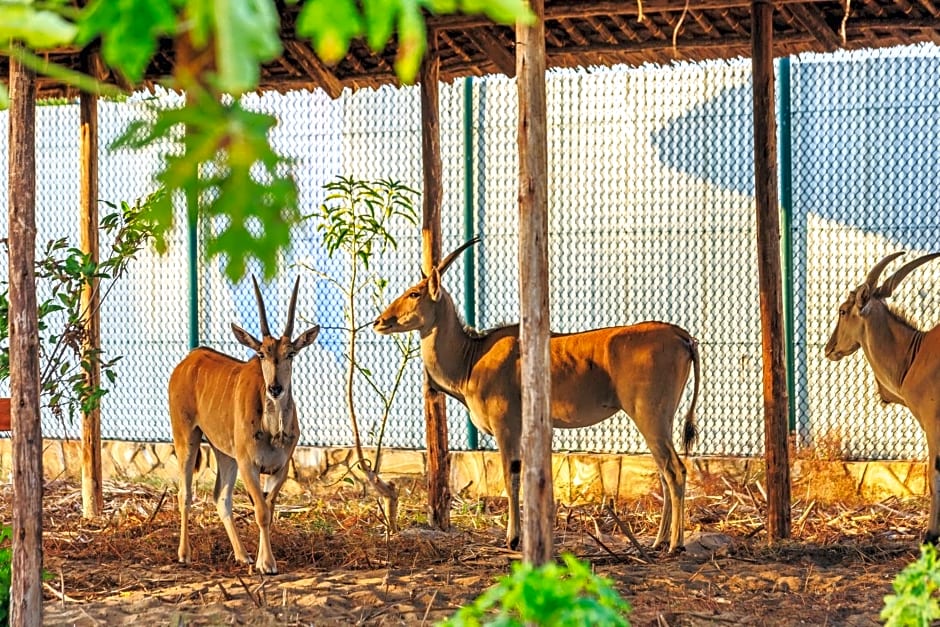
[751,0,791,542]
[283,40,344,99]
[517,0,553,566]
[419,39,451,532]
[8,47,44,627]
[429,0,825,29]
[80,49,104,519]
[787,3,843,50]
[465,28,516,78]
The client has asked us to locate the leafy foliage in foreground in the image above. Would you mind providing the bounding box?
[440,553,632,627]
[882,544,940,627]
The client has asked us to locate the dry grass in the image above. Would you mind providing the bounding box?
[0,464,929,625]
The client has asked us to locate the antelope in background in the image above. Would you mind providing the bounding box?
[373,239,700,553]
[169,277,320,574]
[825,251,940,544]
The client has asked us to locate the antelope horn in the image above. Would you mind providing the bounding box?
[864,251,905,290]
[876,252,940,298]
[251,275,271,337]
[438,237,482,276]
[284,276,301,338]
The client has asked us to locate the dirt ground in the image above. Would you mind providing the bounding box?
[1,470,926,626]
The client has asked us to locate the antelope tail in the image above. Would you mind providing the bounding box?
[682,337,701,456]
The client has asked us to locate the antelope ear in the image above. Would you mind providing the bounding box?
[428,268,442,302]
[231,323,261,351]
[855,285,871,313]
[293,325,320,351]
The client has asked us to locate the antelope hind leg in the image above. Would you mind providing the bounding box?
[175,436,200,564]
[925,448,940,545]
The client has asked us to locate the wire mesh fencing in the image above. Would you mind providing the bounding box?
[0,44,938,460]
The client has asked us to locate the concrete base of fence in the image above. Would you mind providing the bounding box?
[0,439,929,506]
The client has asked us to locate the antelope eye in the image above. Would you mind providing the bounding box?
[256,351,264,359]
[408,291,421,299]
[839,308,846,317]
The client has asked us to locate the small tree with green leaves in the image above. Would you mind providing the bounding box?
[439,553,633,627]
[303,176,419,532]
[882,544,940,627]
[0,195,159,422]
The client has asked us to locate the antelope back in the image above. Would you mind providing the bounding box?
[231,276,320,400]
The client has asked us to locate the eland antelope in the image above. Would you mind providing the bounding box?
[825,251,940,543]
[373,239,700,553]
[169,276,319,574]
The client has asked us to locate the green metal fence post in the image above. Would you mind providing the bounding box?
[188,211,199,350]
[463,76,480,450]
[777,57,795,434]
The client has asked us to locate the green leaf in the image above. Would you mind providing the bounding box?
[213,0,282,94]
[0,4,77,49]
[0,83,7,110]
[76,0,177,84]
[361,0,396,52]
[394,2,426,84]
[296,0,362,64]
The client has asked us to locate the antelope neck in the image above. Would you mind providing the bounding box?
[421,291,475,397]
[864,311,923,393]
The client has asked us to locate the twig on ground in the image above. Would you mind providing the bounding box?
[420,589,439,626]
[236,574,262,608]
[604,504,653,564]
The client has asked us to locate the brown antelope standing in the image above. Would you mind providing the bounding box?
[825,251,940,543]
[169,277,320,574]
[373,239,700,553]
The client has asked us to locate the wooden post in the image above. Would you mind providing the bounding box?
[80,49,104,519]
[516,0,553,565]
[8,48,45,627]
[419,36,451,532]
[751,0,791,541]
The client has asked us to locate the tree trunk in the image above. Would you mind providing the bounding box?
[80,49,104,519]
[751,0,791,541]
[8,47,44,627]
[420,36,451,532]
[516,0,553,566]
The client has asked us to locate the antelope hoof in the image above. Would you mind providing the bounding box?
[507,535,520,551]
[255,558,278,575]
[924,531,940,546]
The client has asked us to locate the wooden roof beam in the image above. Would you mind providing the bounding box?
[914,0,940,18]
[464,27,516,77]
[427,0,822,29]
[283,40,343,99]
[788,3,845,50]
[586,16,621,45]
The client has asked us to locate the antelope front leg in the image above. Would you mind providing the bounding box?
[240,463,280,574]
[213,452,251,565]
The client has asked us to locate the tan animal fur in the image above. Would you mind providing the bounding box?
[825,251,940,543]
[374,239,700,553]
[169,277,319,574]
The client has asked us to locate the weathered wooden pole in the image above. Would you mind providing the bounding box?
[8,48,45,627]
[80,49,104,519]
[516,0,553,565]
[751,0,791,541]
[419,34,451,531]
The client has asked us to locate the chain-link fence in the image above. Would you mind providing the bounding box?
[1,44,938,460]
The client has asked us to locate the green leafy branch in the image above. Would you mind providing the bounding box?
[303,176,419,531]
[0,195,159,421]
[440,552,633,626]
